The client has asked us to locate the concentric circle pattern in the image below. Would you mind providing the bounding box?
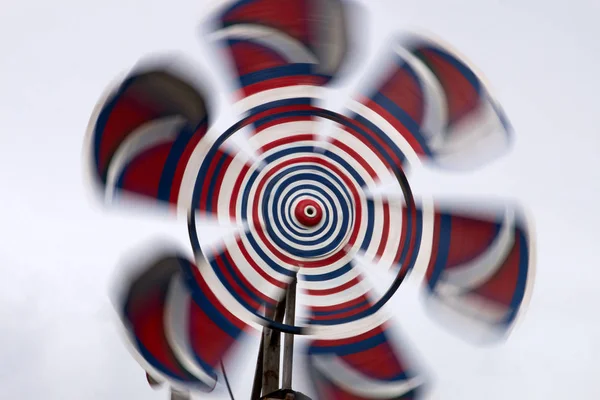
[188,105,420,334]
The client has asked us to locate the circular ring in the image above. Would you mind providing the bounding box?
[188,106,420,335]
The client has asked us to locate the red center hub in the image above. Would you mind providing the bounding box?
[294,199,323,227]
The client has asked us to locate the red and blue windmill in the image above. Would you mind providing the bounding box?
[84,0,535,398]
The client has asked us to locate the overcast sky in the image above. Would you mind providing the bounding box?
[1,0,599,399]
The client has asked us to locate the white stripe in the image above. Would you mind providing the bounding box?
[297,250,355,276]
[178,128,221,214]
[406,196,435,286]
[299,262,362,291]
[216,149,255,225]
[248,121,317,151]
[235,85,322,113]
[301,279,370,308]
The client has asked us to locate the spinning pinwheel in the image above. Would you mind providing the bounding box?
[84,0,535,398]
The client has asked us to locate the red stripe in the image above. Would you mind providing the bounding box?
[375,201,390,258]
[211,154,234,213]
[310,294,369,313]
[187,299,239,368]
[98,93,161,175]
[259,133,316,154]
[198,149,230,213]
[305,276,362,297]
[121,143,173,199]
[229,164,251,219]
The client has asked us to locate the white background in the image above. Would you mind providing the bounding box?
[1,0,598,399]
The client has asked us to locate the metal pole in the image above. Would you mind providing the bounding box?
[169,389,190,400]
[282,279,297,390]
[261,297,287,396]
[250,334,265,400]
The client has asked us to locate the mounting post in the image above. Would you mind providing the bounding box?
[261,294,287,396]
[282,278,297,390]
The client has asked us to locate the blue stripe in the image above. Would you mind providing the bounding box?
[300,262,353,282]
[503,227,529,326]
[205,150,229,214]
[248,97,313,117]
[239,63,316,88]
[310,299,370,317]
[251,109,318,130]
[359,197,375,252]
[220,0,256,24]
[405,207,424,273]
[428,213,452,290]
[396,201,414,269]
[308,331,388,356]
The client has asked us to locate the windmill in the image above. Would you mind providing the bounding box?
[83,0,535,398]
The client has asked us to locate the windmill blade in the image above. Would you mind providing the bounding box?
[346,32,512,171]
[420,200,535,344]
[85,57,215,214]
[207,0,349,108]
[113,253,218,392]
[306,322,424,400]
